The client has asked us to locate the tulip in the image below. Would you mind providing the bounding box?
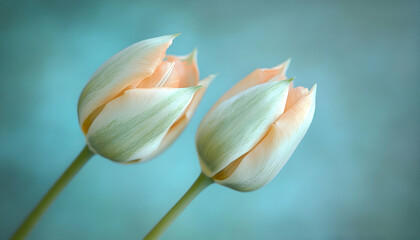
[196,59,316,191]
[78,34,214,163]
[144,60,316,239]
[13,34,214,240]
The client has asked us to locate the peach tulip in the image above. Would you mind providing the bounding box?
[196,60,316,191]
[78,34,215,163]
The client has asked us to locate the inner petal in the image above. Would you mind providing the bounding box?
[285,86,309,111]
[137,61,179,88]
[166,51,199,88]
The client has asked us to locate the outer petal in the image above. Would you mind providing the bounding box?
[86,86,200,162]
[209,59,290,113]
[196,80,291,177]
[78,34,179,128]
[166,49,199,88]
[215,85,317,191]
[144,75,215,160]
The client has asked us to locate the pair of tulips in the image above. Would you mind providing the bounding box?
[13,34,316,239]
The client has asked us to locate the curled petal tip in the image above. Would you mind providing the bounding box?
[271,58,291,71]
[198,74,217,87]
[207,73,218,79]
[155,33,181,44]
[190,85,203,91]
[184,48,198,64]
[310,84,317,92]
[171,33,181,38]
[191,47,198,57]
[283,58,291,73]
[162,33,180,43]
[309,84,317,98]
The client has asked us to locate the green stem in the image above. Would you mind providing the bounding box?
[12,145,94,240]
[144,172,213,240]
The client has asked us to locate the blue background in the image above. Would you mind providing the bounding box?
[1,0,419,239]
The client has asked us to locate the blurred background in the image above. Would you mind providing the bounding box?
[1,0,419,239]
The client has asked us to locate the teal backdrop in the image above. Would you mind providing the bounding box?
[1,0,419,239]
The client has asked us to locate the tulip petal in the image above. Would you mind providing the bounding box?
[209,59,290,113]
[197,80,291,177]
[215,85,317,191]
[86,86,200,162]
[166,49,199,88]
[145,75,215,160]
[285,86,309,111]
[136,61,179,89]
[78,34,179,129]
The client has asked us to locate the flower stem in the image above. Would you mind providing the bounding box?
[12,145,94,240]
[144,172,213,240]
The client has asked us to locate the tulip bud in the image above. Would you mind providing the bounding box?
[78,34,215,163]
[196,60,316,191]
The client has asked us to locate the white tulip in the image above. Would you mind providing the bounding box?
[196,60,316,191]
[78,34,215,163]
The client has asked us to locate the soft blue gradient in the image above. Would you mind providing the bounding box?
[1,0,419,239]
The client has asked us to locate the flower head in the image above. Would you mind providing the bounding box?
[78,34,214,163]
[196,60,316,191]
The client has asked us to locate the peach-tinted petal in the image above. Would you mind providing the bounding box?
[166,49,199,88]
[78,34,178,127]
[285,86,309,111]
[215,84,316,191]
[209,59,290,113]
[136,61,179,88]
